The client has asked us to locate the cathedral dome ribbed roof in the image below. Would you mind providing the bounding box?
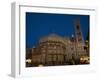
[39,33,69,45]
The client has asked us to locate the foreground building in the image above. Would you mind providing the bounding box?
[27,20,89,67]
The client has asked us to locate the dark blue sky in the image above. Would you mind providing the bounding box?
[26,12,89,48]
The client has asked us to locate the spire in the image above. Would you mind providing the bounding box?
[74,18,84,43]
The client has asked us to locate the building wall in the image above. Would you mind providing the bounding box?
[32,40,68,65]
[31,34,87,66]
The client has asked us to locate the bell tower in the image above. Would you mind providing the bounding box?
[75,19,84,44]
[74,19,86,58]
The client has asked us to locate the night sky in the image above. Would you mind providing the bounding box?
[26,12,89,48]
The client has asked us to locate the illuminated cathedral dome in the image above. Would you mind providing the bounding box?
[39,33,66,44]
